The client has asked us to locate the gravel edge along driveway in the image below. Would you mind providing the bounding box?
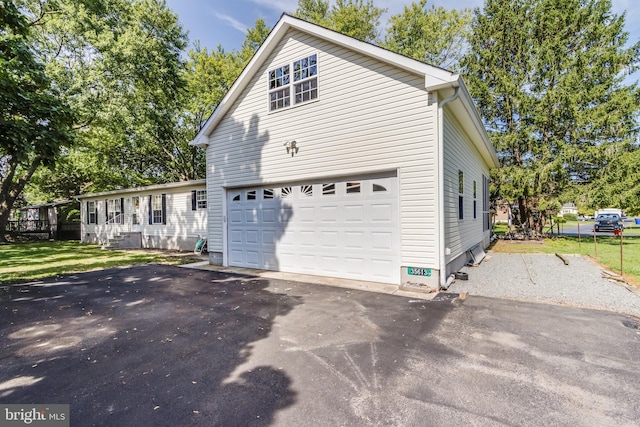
[445,252,640,317]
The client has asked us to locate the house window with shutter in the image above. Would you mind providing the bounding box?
[152,195,164,224]
[87,201,96,224]
[196,190,207,209]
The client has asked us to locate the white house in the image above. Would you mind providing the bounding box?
[560,203,578,216]
[190,14,499,288]
[78,180,207,251]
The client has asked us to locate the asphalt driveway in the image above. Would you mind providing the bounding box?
[1,265,639,426]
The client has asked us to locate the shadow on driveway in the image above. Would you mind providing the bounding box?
[0,265,302,426]
[4,265,639,425]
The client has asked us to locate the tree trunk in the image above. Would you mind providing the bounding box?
[0,155,43,240]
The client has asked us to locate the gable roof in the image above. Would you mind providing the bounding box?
[190,13,498,168]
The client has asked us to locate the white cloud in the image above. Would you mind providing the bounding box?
[212,10,249,33]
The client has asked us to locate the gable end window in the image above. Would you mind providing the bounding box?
[268,54,318,112]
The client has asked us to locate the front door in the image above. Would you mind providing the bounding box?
[131,196,141,232]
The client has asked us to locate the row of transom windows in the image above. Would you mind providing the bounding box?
[231,181,389,202]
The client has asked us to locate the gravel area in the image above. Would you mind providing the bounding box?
[445,252,640,317]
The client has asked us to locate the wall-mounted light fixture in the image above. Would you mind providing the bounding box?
[284,140,298,157]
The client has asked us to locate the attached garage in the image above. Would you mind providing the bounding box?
[227,174,399,284]
[191,15,498,289]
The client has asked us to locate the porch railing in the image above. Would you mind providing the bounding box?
[7,220,51,233]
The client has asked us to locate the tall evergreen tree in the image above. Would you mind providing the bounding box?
[463,0,639,230]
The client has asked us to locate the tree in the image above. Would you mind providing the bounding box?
[295,0,330,25]
[462,0,640,231]
[586,148,640,215]
[0,0,75,239]
[21,0,190,200]
[185,18,271,138]
[294,0,386,43]
[240,18,271,63]
[383,0,471,71]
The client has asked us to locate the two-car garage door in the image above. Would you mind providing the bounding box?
[227,174,400,284]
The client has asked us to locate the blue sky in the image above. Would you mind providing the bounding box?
[165,0,639,81]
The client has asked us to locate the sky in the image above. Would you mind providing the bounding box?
[164,0,639,85]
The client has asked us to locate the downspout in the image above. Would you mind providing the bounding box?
[437,85,461,289]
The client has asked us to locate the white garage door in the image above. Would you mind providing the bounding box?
[227,174,400,284]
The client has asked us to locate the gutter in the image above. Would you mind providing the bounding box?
[437,85,461,289]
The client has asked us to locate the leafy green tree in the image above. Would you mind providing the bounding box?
[328,0,386,43]
[586,148,640,216]
[0,0,75,239]
[240,18,271,63]
[294,0,385,43]
[20,0,190,201]
[383,0,471,71]
[463,0,640,231]
[295,0,330,25]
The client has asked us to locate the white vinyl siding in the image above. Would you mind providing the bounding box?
[79,182,207,251]
[205,29,439,269]
[443,110,491,264]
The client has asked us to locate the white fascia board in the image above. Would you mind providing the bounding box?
[189,14,458,146]
[76,179,207,199]
[456,80,500,168]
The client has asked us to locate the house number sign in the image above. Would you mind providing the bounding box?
[408,267,431,277]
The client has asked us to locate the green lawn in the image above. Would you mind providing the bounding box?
[0,241,202,284]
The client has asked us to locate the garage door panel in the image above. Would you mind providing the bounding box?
[321,206,338,222]
[320,255,340,272]
[320,231,338,248]
[346,231,364,248]
[279,207,294,224]
[262,208,276,223]
[230,249,244,264]
[370,258,394,279]
[230,230,243,244]
[245,209,258,223]
[262,230,276,248]
[345,257,365,275]
[227,174,400,284]
[345,205,364,222]
[246,230,259,244]
[263,252,277,269]
[371,231,393,250]
[298,206,315,223]
[371,204,394,222]
[299,230,316,247]
[229,209,243,223]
